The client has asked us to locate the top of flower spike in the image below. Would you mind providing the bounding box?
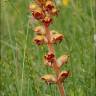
[35,0,47,5]
[29,0,58,26]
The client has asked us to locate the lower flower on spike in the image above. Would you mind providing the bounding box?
[57,71,69,82]
[41,74,56,84]
[44,57,53,67]
[57,55,69,67]
[33,35,46,45]
[44,52,55,63]
[34,26,45,35]
[52,33,64,44]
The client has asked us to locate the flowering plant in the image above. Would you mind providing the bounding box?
[29,0,70,96]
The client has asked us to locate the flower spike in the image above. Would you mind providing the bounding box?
[30,0,70,95]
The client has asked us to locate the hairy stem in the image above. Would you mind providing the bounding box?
[44,25,65,96]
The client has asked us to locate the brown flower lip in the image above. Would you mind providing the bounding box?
[44,52,55,62]
[57,71,69,82]
[42,16,52,26]
[34,26,45,35]
[57,54,69,67]
[45,0,54,11]
[52,33,64,44]
[60,71,69,77]
[32,8,45,20]
[33,35,45,45]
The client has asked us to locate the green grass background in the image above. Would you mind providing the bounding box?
[0,0,96,96]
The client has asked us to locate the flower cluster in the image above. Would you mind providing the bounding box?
[29,0,58,26]
[29,0,70,96]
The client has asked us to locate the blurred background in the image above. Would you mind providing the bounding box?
[0,0,96,96]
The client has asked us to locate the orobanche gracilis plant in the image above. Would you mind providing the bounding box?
[29,0,70,96]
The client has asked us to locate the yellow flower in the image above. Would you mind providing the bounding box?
[63,0,69,6]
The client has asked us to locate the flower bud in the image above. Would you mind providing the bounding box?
[52,33,64,44]
[32,8,45,20]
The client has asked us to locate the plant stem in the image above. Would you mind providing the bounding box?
[44,25,65,96]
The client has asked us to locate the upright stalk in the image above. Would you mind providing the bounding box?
[44,25,65,96]
[29,0,70,96]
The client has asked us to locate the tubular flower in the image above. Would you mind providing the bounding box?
[41,74,56,84]
[52,33,64,44]
[58,71,69,82]
[45,0,54,11]
[51,8,58,16]
[57,55,69,67]
[44,52,55,63]
[32,8,45,20]
[44,58,52,67]
[33,35,46,45]
[34,26,46,35]
[42,16,52,26]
